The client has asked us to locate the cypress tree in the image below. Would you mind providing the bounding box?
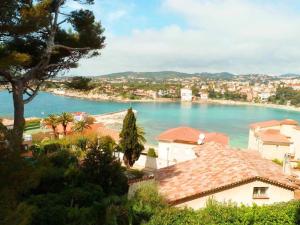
[119,108,144,167]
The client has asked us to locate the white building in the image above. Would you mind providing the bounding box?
[156,126,228,166]
[248,119,300,161]
[199,92,209,100]
[129,142,300,209]
[258,91,272,102]
[180,88,193,101]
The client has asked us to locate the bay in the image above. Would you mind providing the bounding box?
[1,91,300,148]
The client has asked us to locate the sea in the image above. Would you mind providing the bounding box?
[1,91,300,148]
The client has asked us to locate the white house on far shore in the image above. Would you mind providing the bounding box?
[180,88,193,101]
[129,142,300,209]
[248,119,300,161]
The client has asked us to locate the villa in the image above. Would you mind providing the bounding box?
[180,88,193,101]
[248,119,300,161]
[129,142,300,209]
[156,126,228,166]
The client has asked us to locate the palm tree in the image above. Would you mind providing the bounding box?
[73,116,95,133]
[58,112,74,136]
[43,114,59,138]
[73,120,92,133]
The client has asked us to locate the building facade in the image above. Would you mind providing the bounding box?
[129,142,300,209]
[180,88,193,101]
[248,119,300,161]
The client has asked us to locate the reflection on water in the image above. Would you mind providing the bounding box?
[1,91,300,148]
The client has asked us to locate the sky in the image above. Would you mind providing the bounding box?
[67,0,300,76]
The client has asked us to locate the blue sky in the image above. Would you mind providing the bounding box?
[67,0,300,76]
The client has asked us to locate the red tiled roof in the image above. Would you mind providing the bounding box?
[157,126,203,143]
[156,126,229,145]
[96,126,120,142]
[205,132,229,146]
[250,119,298,129]
[281,119,298,126]
[256,129,291,144]
[250,120,281,129]
[154,142,299,204]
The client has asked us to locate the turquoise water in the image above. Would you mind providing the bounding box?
[1,91,300,148]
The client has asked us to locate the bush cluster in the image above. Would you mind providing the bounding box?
[147,200,300,225]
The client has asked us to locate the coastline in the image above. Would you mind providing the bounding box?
[44,89,300,113]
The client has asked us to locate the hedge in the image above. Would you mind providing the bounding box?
[147,200,300,225]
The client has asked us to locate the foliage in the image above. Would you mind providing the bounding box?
[0,134,131,225]
[66,76,93,90]
[0,119,10,151]
[43,114,60,138]
[208,89,247,101]
[269,86,300,106]
[272,158,283,166]
[73,116,95,133]
[147,200,300,225]
[82,136,128,195]
[31,132,99,157]
[25,119,41,131]
[58,112,74,136]
[130,182,167,225]
[0,0,105,150]
[147,148,158,158]
[119,108,145,167]
[126,169,145,179]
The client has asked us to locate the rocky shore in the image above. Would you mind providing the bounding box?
[44,88,300,113]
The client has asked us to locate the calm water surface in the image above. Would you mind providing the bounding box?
[1,91,300,148]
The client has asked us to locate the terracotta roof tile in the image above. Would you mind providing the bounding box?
[256,129,291,144]
[250,119,298,129]
[281,119,298,126]
[157,126,229,145]
[96,126,120,142]
[154,143,299,203]
[250,120,281,129]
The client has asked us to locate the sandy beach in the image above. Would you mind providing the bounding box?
[45,89,300,113]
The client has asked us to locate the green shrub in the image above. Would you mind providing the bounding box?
[130,182,167,224]
[43,142,62,154]
[75,137,88,151]
[272,158,283,166]
[147,148,158,158]
[147,200,300,225]
[127,169,144,179]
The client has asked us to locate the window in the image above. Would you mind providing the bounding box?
[253,187,269,199]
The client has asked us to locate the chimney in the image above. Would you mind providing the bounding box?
[283,153,292,175]
[198,133,205,145]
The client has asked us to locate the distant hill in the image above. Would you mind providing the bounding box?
[280,73,300,78]
[99,71,236,80]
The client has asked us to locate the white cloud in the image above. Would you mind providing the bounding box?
[71,0,300,75]
[107,9,127,23]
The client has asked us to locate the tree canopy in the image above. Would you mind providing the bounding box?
[0,0,105,150]
[119,108,145,167]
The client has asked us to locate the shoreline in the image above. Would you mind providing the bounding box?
[44,89,300,113]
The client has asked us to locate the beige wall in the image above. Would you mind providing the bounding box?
[158,141,197,165]
[176,180,294,209]
[289,129,300,160]
[259,144,290,160]
[117,152,172,170]
[248,124,300,161]
[248,129,258,150]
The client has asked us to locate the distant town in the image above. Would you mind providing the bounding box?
[14,71,300,107]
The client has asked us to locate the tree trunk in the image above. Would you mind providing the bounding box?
[52,125,57,139]
[63,125,67,136]
[11,81,25,152]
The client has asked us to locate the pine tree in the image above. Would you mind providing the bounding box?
[0,0,105,151]
[119,108,145,167]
